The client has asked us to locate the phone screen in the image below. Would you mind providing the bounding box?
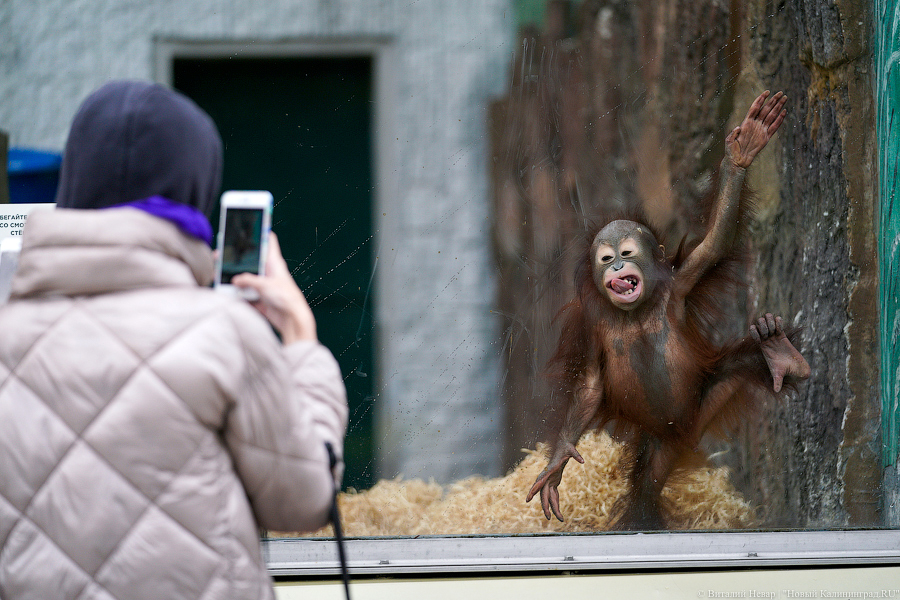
[220,207,264,283]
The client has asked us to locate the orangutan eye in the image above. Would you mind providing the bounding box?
[619,238,639,258]
[596,243,616,264]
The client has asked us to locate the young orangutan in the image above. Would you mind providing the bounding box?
[525,90,810,530]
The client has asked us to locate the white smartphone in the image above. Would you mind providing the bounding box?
[214,190,273,300]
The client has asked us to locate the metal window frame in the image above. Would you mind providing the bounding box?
[154,37,900,584]
[263,530,900,577]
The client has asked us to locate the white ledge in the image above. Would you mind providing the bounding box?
[263,529,900,576]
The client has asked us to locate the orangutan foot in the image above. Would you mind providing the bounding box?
[750,313,811,393]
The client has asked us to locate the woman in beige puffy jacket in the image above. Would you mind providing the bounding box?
[0,81,348,599]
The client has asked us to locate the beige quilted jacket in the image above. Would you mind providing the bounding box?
[0,208,348,599]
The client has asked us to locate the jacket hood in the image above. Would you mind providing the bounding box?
[55,80,223,217]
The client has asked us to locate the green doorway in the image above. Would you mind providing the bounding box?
[173,55,376,490]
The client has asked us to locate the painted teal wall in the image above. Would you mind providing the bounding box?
[515,0,583,29]
[877,0,900,469]
[515,0,546,27]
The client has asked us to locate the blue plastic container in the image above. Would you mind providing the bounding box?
[7,148,62,204]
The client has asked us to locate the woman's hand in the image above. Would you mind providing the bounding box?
[231,232,317,344]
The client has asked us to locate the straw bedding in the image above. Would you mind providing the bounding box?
[278,430,756,538]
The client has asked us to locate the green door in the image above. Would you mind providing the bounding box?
[173,56,376,490]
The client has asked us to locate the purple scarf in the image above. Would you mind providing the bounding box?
[108,196,213,246]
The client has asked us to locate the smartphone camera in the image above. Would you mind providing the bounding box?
[214,190,273,301]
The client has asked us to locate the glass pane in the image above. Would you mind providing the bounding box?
[160,1,893,538]
[3,0,895,565]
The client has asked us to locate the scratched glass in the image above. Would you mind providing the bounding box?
[1,0,896,553]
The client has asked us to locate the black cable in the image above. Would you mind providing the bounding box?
[325,442,351,600]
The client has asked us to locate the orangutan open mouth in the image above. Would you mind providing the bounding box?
[609,275,639,295]
[605,270,643,304]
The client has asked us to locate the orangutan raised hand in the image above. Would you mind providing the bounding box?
[726,90,787,169]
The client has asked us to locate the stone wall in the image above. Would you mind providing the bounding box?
[734,0,879,527]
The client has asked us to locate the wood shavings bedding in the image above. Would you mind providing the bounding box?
[275,430,756,538]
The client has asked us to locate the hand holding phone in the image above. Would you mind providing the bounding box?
[231,232,318,344]
[215,190,316,343]
[214,191,273,301]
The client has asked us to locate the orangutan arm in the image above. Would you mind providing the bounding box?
[672,91,787,322]
[526,367,602,521]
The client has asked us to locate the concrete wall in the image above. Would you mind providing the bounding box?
[0,0,514,482]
